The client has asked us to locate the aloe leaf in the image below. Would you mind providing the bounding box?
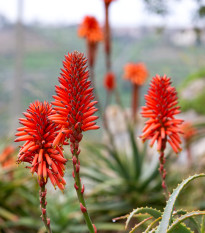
[173,209,200,232]
[0,207,18,221]
[126,207,162,229]
[168,223,194,233]
[100,143,130,178]
[128,126,141,178]
[129,216,153,233]
[139,155,159,191]
[167,211,205,233]
[85,144,116,170]
[144,217,162,233]
[156,173,205,233]
[201,216,205,233]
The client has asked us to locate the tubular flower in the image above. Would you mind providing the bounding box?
[50,51,99,148]
[104,72,116,91]
[124,63,148,85]
[140,74,183,153]
[15,101,67,191]
[78,16,103,43]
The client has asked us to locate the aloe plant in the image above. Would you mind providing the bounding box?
[81,125,166,222]
[117,173,205,233]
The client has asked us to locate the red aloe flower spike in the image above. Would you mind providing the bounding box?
[140,74,183,199]
[50,51,98,233]
[15,101,68,232]
[15,101,67,191]
[50,52,99,147]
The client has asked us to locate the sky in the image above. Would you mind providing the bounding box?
[0,0,198,28]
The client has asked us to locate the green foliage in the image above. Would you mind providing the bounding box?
[120,174,205,233]
[179,68,205,115]
[180,91,205,115]
[198,6,205,18]
[82,125,164,222]
[143,0,168,15]
[179,68,205,88]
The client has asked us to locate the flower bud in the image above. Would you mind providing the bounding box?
[80,203,87,213]
[74,183,79,190]
[73,156,77,165]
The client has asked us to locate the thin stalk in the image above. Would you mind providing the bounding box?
[132,84,139,124]
[159,143,170,200]
[40,184,52,233]
[105,4,111,72]
[72,147,95,233]
[115,87,123,108]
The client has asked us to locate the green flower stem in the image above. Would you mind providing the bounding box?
[159,148,169,201]
[72,149,95,233]
[40,184,52,233]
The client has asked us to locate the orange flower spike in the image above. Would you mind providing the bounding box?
[124,62,148,85]
[104,72,116,91]
[140,74,183,198]
[181,122,197,165]
[124,62,149,123]
[78,16,103,43]
[181,122,196,142]
[15,101,67,191]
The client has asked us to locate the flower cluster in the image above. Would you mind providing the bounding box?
[124,63,148,85]
[104,72,116,91]
[78,16,103,43]
[49,51,99,149]
[140,75,183,153]
[15,101,67,191]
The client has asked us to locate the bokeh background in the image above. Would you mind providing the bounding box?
[1,0,205,232]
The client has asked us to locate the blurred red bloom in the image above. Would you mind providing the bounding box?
[49,51,99,148]
[181,122,196,164]
[124,63,148,85]
[15,101,67,191]
[181,122,196,143]
[0,145,15,168]
[78,16,103,43]
[104,72,116,91]
[140,75,183,153]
